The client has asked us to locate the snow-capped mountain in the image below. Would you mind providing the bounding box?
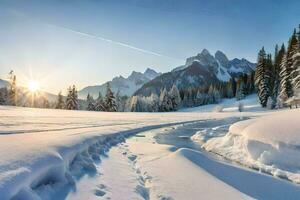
[78,68,161,99]
[135,49,255,96]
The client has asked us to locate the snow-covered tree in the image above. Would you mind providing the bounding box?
[8,70,17,106]
[159,88,172,111]
[292,26,300,94]
[278,54,290,105]
[271,44,285,108]
[86,93,95,111]
[95,92,105,111]
[169,84,181,110]
[55,91,65,109]
[255,47,270,107]
[104,83,117,112]
[149,93,159,112]
[65,85,78,110]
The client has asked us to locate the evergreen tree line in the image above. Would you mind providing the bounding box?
[255,25,300,108]
[128,74,255,112]
[129,84,181,112]
[56,83,119,112]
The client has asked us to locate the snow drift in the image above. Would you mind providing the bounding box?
[203,109,300,183]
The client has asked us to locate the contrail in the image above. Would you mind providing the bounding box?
[47,23,183,61]
[7,7,183,61]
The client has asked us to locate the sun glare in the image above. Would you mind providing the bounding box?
[28,80,40,92]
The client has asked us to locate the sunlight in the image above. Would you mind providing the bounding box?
[27,80,40,92]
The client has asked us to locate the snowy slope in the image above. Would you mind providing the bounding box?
[203,109,300,184]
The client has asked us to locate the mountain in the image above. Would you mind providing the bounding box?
[135,49,256,96]
[78,68,161,99]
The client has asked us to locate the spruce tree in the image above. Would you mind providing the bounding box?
[278,54,290,106]
[272,44,285,108]
[255,47,270,107]
[86,93,95,111]
[292,25,300,94]
[285,29,298,97]
[95,92,105,111]
[159,88,172,111]
[169,84,181,111]
[72,85,79,110]
[55,91,65,109]
[104,83,117,112]
[8,71,17,106]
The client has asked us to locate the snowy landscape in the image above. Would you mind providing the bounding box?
[1,0,300,199]
[1,96,300,200]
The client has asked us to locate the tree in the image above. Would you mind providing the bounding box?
[55,91,65,109]
[72,85,79,110]
[95,92,105,111]
[278,54,290,106]
[86,93,95,111]
[0,87,8,105]
[104,83,117,112]
[271,44,285,108]
[255,47,270,107]
[65,85,78,110]
[169,84,181,110]
[159,88,172,111]
[292,25,300,94]
[8,70,17,106]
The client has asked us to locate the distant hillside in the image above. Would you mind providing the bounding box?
[78,68,161,99]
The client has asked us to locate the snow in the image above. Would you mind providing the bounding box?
[0,105,252,200]
[126,139,250,199]
[203,108,300,184]
[125,123,300,200]
[1,103,300,199]
[216,60,231,82]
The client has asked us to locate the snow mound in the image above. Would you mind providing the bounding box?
[203,109,300,183]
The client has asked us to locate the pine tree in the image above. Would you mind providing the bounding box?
[272,44,285,108]
[104,83,117,112]
[292,25,300,94]
[278,54,290,106]
[65,87,73,110]
[159,88,172,111]
[55,91,65,109]
[255,47,270,107]
[95,92,105,111]
[72,85,79,110]
[86,93,95,111]
[65,85,78,110]
[285,29,298,97]
[169,84,181,111]
[8,70,17,106]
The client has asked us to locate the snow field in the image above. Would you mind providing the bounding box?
[2,106,249,200]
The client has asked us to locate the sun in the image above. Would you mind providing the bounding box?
[28,80,40,92]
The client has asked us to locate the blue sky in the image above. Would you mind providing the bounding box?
[0,0,299,93]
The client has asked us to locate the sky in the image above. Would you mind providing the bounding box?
[0,0,299,94]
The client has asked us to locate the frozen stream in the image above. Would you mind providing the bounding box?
[63,117,300,200]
